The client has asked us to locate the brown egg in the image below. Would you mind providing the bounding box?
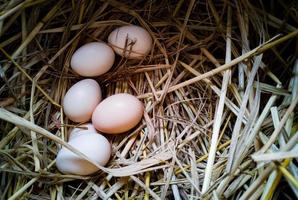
[92,93,144,134]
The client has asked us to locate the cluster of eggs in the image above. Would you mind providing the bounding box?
[56,25,152,175]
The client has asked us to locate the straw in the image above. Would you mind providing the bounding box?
[0,1,297,199]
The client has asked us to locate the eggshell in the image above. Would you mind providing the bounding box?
[71,42,115,77]
[108,25,152,59]
[68,123,97,141]
[56,133,111,175]
[92,93,144,134]
[63,79,101,123]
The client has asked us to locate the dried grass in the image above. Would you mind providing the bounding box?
[0,0,297,199]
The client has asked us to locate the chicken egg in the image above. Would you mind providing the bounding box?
[56,133,111,175]
[92,93,144,134]
[71,42,115,77]
[68,123,97,141]
[108,25,152,59]
[63,79,101,123]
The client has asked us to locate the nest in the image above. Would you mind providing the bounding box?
[0,0,297,199]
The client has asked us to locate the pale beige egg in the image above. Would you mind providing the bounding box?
[71,42,115,77]
[68,123,97,141]
[92,93,144,134]
[63,79,101,123]
[108,25,152,59]
[56,133,111,175]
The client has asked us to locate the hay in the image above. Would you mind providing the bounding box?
[0,0,297,199]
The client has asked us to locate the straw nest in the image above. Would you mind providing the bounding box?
[0,0,297,199]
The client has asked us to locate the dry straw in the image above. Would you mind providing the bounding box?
[0,0,297,199]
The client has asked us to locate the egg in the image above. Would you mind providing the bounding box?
[71,42,115,77]
[92,93,144,134]
[108,25,152,59]
[56,133,111,175]
[68,123,97,141]
[63,79,101,123]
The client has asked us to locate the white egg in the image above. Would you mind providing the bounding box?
[56,133,111,175]
[71,42,115,77]
[63,79,101,123]
[68,123,97,141]
[108,25,152,59]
